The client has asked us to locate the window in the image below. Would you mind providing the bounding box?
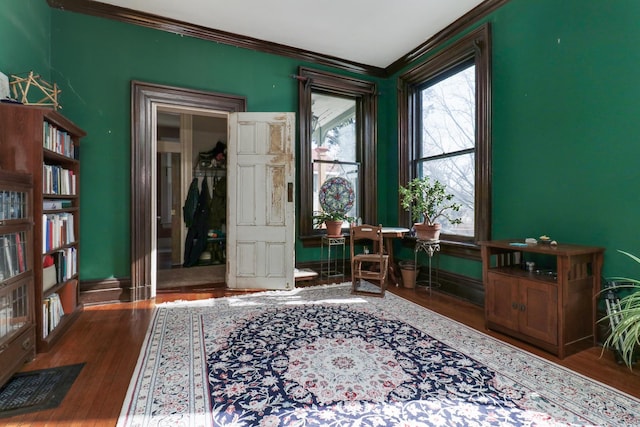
[399,24,491,250]
[418,61,476,236]
[311,93,359,225]
[298,67,377,240]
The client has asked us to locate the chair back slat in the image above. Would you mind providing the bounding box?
[349,223,388,297]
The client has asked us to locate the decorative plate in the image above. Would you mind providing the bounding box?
[319,177,354,214]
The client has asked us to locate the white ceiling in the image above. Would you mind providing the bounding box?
[96,0,486,68]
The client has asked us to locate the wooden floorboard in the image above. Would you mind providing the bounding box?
[3,284,639,426]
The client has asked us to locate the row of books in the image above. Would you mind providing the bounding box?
[0,190,27,221]
[43,247,77,287]
[0,232,27,282]
[43,199,73,210]
[43,120,76,159]
[42,213,75,253]
[42,293,65,338]
[43,164,76,196]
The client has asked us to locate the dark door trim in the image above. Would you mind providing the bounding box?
[131,81,246,300]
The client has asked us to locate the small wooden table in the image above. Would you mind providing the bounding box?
[381,227,410,287]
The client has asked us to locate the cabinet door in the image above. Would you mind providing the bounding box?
[486,272,519,331]
[518,278,558,345]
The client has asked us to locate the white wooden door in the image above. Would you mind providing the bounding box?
[227,112,295,289]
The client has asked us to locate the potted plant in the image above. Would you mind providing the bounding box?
[399,176,462,241]
[601,250,640,368]
[315,176,355,237]
[313,209,352,236]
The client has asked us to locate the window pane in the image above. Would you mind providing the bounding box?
[419,63,476,238]
[419,153,475,237]
[311,93,356,163]
[311,92,359,232]
[420,65,475,156]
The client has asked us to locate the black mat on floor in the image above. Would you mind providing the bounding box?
[0,363,84,418]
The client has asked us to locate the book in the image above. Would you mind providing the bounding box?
[15,232,25,273]
[1,236,14,278]
[43,199,72,210]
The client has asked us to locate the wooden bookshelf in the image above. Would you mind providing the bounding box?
[0,170,35,386]
[0,103,85,352]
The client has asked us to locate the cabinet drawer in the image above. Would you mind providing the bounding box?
[0,324,35,387]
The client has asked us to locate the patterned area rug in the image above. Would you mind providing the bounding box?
[117,284,640,426]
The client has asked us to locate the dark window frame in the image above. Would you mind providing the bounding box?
[298,67,378,244]
[398,24,492,259]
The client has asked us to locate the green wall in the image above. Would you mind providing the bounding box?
[46,8,386,280]
[3,0,640,283]
[390,0,640,280]
[491,0,640,278]
[0,0,51,89]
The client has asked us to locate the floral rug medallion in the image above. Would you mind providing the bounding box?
[285,336,412,404]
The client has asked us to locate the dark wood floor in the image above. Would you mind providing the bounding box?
[4,284,639,427]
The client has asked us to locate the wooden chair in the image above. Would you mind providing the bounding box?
[350,224,389,297]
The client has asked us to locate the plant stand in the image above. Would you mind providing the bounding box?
[321,236,345,283]
[414,239,440,294]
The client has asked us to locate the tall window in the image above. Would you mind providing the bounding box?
[311,93,359,225]
[418,61,475,236]
[399,24,491,251]
[298,67,377,240]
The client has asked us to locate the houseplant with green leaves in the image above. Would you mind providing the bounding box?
[399,176,462,240]
[312,209,352,236]
[601,250,640,368]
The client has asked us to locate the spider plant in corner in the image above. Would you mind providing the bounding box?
[601,250,640,368]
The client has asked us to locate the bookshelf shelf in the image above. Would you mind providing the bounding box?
[0,170,35,388]
[0,103,85,353]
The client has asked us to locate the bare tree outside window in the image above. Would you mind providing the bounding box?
[419,64,475,237]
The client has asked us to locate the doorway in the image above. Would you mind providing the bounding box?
[131,81,246,301]
[155,110,229,290]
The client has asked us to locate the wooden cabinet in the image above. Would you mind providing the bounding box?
[480,239,604,359]
[0,170,35,387]
[0,104,85,352]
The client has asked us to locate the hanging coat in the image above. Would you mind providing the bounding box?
[183,178,211,267]
[182,177,199,228]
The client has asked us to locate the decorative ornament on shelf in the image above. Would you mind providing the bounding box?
[10,71,61,110]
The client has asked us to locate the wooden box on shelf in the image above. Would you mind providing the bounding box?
[0,170,35,387]
[480,239,604,359]
[0,103,85,353]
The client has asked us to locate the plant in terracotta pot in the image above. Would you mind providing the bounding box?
[313,209,352,236]
[399,176,462,241]
[314,176,355,237]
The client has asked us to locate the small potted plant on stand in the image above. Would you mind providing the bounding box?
[399,176,462,241]
[314,176,355,237]
[313,209,351,236]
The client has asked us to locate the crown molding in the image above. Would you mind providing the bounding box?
[46,0,387,77]
[47,0,508,78]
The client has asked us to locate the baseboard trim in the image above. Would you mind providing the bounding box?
[418,268,484,306]
[79,266,484,307]
[80,278,132,305]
